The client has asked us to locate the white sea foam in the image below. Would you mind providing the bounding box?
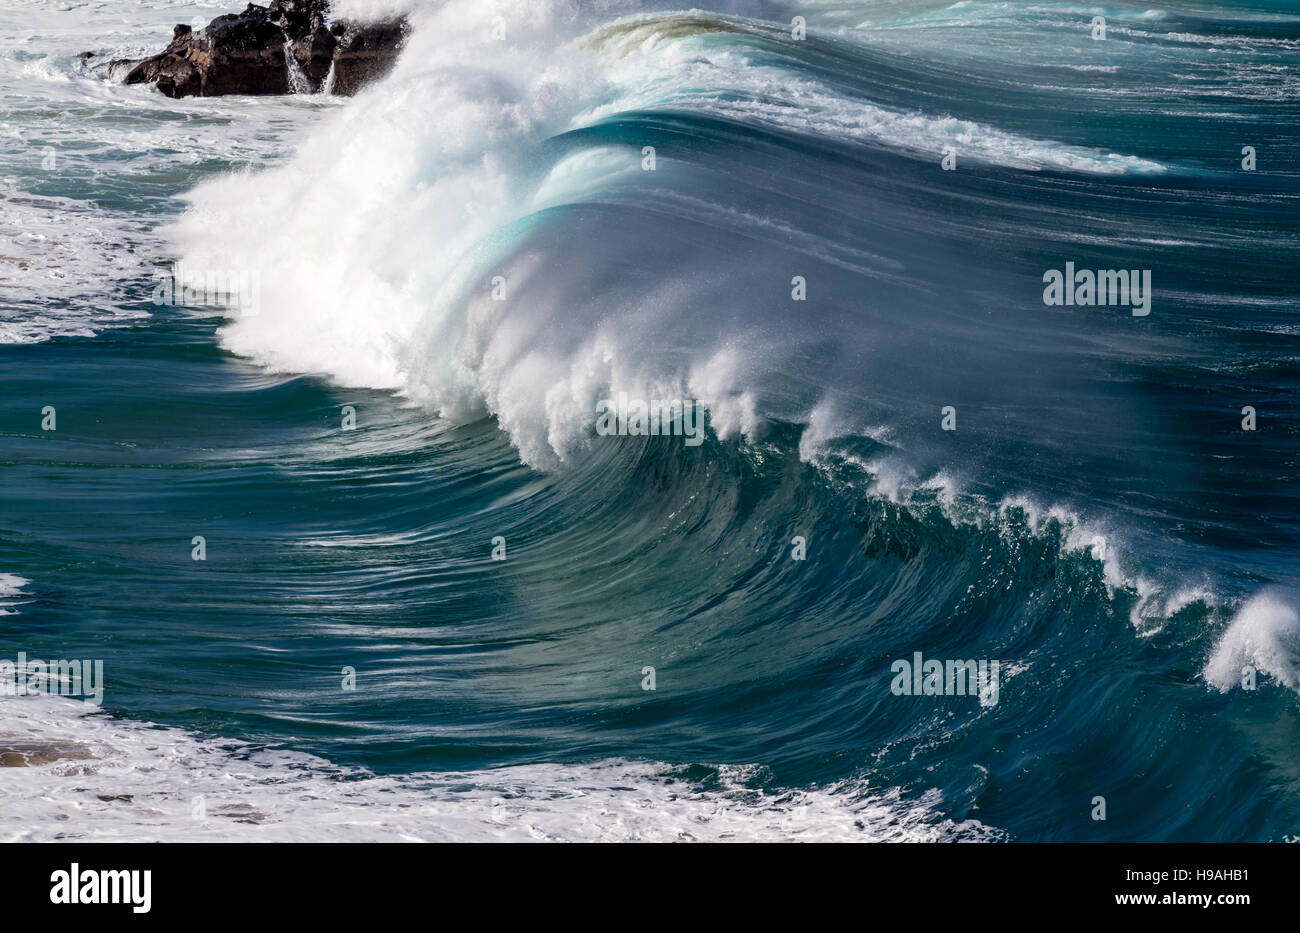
[330,0,417,18]
[0,572,29,595]
[0,573,29,616]
[0,694,1001,842]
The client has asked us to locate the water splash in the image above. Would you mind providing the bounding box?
[283,39,313,94]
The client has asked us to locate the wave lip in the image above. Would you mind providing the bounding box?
[1205,592,1300,694]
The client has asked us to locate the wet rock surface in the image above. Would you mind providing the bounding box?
[113,1,407,98]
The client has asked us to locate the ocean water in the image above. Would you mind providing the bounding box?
[1,0,1298,842]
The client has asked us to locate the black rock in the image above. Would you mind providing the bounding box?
[117,1,405,98]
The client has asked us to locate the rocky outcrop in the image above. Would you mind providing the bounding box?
[114,1,406,98]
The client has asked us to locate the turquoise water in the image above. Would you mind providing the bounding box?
[1,0,1298,841]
